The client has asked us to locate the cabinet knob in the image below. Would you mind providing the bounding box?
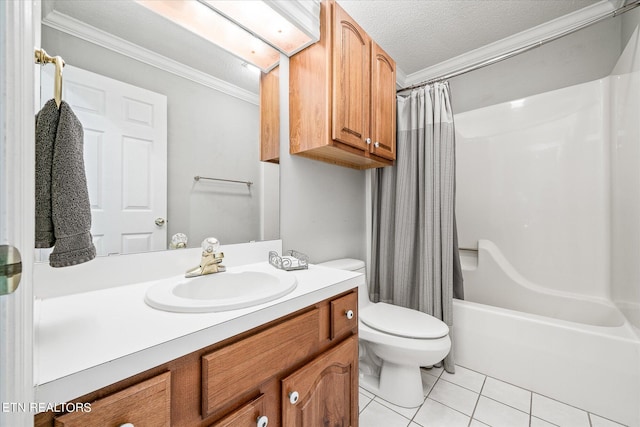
[256,415,269,427]
[119,424,134,427]
[345,309,354,320]
[365,138,372,145]
[289,391,300,405]
[374,141,380,148]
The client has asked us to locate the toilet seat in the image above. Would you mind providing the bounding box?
[360,303,449,339]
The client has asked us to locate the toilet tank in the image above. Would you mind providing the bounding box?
[317,259,369,308]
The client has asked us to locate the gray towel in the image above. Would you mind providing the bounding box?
[35,100,96,267]
[35,99,58,248]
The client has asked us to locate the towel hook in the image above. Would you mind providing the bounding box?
[35,48,65,108]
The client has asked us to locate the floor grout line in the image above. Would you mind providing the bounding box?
[361,365,629,427]
[482,394,531,415]
[422,376,478,421]
[455,365,629,426]
[531,415,561,427]
[529,388,533,427]
[358,391,374,415]
[468,375,487,426]
[371,395,418,422]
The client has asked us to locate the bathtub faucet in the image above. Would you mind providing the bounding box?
[185,237,226,278]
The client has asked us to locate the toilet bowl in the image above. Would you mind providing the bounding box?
[318,258,451,408]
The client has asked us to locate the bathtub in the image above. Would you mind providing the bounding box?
[452,240,640,427]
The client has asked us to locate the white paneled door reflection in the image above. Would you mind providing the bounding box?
[41,65,167,256]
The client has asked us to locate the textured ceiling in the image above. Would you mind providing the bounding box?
[44,0,604,94]
[337,0,601,77]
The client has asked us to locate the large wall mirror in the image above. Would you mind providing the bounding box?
[38,0,280,259]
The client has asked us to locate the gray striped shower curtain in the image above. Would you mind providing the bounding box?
[370,81,463,373]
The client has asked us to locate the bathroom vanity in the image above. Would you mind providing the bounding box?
[33,246,361,427]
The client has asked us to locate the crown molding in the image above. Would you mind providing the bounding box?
[42,10,259,105]
[403,0,617,88]
[395,66,408,89]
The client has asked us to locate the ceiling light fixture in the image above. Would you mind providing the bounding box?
[241,62,262,75]
[202,1,317,56]
[136,0,319,73]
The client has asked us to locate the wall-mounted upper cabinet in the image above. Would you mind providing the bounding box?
[289,0,396,169]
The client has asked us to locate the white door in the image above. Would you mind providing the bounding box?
[41,65,167,256]
[1,1,36,425]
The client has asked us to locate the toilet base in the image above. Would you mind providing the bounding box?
[359,361,425,408]
[359,372,381,398]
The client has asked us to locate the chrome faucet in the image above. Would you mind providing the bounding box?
[185,237,226,278]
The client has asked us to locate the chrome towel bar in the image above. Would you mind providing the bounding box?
[194,175,253,187]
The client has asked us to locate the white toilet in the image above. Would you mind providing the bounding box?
[318,259,451,408]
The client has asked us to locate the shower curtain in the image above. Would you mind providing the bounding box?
[370,81,463,373]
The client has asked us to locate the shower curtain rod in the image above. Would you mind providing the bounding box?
[398,0,640,92]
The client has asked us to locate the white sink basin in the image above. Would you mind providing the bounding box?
[144,269,297,313]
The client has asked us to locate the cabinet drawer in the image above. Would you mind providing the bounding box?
[210,394,267,427]
[54,372,171,427]
[330,292,358,340]
[202,309,320,417]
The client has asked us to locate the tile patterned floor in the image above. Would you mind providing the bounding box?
[358,365,628,427]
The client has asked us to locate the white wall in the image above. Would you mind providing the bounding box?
[449,17,621,113]
[42,26,266,248]
[451,14,624,299]
[260,162,280,241]
[455,80,611,298]
[611,8,640,330]
[454,10,640,314]
[278,56,367,264]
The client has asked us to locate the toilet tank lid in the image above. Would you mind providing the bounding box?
[318,258,364,271]
[317,258,365,271]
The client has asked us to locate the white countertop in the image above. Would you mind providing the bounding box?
[34,262,363,405]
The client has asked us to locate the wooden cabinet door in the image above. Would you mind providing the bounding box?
[370,42,396,161]
[210,394,267,427]
[281,336,358,427]
[260,66,280,163]
[332,2,371,151]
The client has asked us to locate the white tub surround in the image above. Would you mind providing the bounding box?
[611,24,640,334]
[456,79,610,300]
[461,241,627,329]
[452,23,640,425]
[34,240,364,406]
[453,299,639,427]
[455,240,639,426]
[454,239,639,426]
